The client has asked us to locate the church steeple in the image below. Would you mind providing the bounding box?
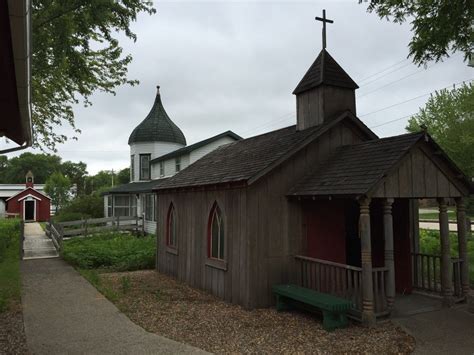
[294,10,358,130]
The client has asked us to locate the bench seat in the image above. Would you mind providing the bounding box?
[272,284,352,331]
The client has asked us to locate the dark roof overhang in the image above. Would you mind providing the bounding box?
[0,0,32,153]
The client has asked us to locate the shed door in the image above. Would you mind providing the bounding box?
[25,200,35,220]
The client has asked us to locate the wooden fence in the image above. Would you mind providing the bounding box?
[412,253,464,298]
[45,216,144,251]
[295,255,389,318]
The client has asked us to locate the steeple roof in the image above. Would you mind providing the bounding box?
[293,49,358,95]
[128,87,186,145]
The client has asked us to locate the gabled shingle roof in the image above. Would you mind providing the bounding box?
[150,131,242,164]
[154,112,376,191]
[293,49,358,95]
[128,88,186,145]
[288,132,425,197]
[102,178,169,196]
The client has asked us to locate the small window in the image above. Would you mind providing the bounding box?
[144,194,156,221]
[107,196,113,217]
[140,154,151,180]
[175,157,181,172]
[159,162,164,177]
[208,203,224,260]
[166,204,177,248]
[130,155,135,181]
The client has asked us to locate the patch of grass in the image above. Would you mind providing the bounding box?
[419,228,474,285]
[0,219,21,313]
[61,232,156,271]
[120,275,131,294]
[78,269,119,302]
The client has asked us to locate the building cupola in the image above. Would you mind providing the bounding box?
[25,170,34,188]
[294,10,358,130]
[128,86,186,146]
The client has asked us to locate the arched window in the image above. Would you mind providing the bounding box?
[208,203,224,260]
[166,204,177,248]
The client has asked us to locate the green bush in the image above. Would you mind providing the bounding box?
[0,219,21,312]
[61,232,155,271]
[419,228,474,285]
[54,193,104,222]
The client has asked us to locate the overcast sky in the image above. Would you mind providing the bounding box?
[4,0,473,174]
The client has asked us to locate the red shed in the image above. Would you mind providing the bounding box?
[6,171,50,222]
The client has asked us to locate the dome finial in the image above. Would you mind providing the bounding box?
[156,85,160,95]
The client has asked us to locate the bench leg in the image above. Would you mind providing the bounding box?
[275,295,292,312]
[321,310,348,331]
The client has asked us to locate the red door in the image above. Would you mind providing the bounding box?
[305,201,346,264]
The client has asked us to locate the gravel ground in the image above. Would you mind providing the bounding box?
[100,270,415,354]
[0,304,29,355]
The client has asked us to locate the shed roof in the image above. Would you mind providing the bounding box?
[154,112,376,191]
[288,132,472,197]
[293,49,358,95]
[128,87,186,145]
[102,178,169,196]
[150,131,242,164]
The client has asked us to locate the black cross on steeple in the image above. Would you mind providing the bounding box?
[315,9,333,49]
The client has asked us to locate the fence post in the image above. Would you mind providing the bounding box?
[142,216,145,235]
[84,219,88,237]
[116,215,120,231]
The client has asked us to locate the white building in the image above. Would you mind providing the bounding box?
[103,86,241,234]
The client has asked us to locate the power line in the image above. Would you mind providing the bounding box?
[360,79,474,118]
[359,61,413,86]
[357,58,410,83]
[369,113,417,129]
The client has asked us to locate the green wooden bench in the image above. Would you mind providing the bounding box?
[272,284,352,331]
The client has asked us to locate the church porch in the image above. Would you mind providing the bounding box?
[287,132,472,326]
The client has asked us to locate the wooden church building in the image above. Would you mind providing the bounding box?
[154,33,473,325]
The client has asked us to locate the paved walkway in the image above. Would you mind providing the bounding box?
[394,296,474,354]
[21,258,205,354]
[23,222,58,259]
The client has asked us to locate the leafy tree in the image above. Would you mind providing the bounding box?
[59,194,104,220]
[32,0,155,150]
[85,170,114,195]
[117,168,130,185]
[0,153,62,183]
[61,161,88,195]
[407,82,474,212]
[45,172,72,212]
[361,0,473,65]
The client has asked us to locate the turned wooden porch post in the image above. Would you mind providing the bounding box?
[438,198,454,306]
[455,198,470,296]
[359,197,375,326]
[383,198,396,309]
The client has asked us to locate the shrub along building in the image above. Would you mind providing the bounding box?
[103,87,241,234]
[153,27,473,325]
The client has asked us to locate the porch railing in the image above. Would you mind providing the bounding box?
[411,253,464,298]
[294,255,389,317]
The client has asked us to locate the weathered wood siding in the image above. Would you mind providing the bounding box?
[297,86,356,130]
[246,121,368,308]
[156,188,250,307]
[372,146,463,198]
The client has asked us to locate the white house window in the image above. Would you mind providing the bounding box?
[113,195,136,217]
[107,196,113,217]
[159,161,164,177]
[140,154,151,180]
[175,157,181,172]
[144,194,156,221]
[130,155,135,181]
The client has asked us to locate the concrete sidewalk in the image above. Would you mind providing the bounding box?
[23,222,58,259]
[394,304,474,354]
[21,258,205,354]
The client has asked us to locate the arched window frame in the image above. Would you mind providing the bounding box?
[208,202,225,261]
[166,203,177,249]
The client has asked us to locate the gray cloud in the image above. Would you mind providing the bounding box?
[4,1,472,174]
